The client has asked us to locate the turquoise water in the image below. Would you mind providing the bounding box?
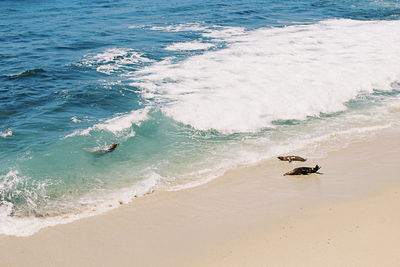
[1,0,400,236]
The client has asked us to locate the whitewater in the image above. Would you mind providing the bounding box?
[133,19,400,133]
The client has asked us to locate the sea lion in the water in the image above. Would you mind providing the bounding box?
[84,143,120,155]
[106,143,119,152]
[284,165,321,176]
[278,156,307,162]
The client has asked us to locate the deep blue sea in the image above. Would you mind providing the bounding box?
[1,0,400,236]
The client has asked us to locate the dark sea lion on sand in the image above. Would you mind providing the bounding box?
[284,165,321,176]
[278,156,307,162]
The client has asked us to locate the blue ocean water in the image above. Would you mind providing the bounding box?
[1,0,400,235]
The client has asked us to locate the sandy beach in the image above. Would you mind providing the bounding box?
[0,127,400,266]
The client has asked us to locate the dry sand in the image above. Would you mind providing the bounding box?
[0,128,399,266]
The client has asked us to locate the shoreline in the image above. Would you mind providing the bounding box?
[0,127,399,266]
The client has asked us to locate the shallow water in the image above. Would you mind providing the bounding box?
[1,0,400,236]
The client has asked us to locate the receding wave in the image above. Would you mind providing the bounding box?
[0,170,160,236]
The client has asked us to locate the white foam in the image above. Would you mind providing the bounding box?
[128,25,146,29]
[201,26,246,40]
[150,23,208,32]
[149,23,246,40]
[131,19,400,133]
[0,170,160,237]
[0,128,12,138]
[81,48,153,75]
[165,41,215,51]
[71,116,81,123]
[0,170,22,191]
[149,23,246,42]
[64,107,150,138]
[388,103,400,113]
[93,107,150,133]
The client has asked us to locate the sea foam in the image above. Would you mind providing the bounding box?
[165,41,215,51]
[149,23,246,40]
[131,19,400,133]
[81,48,153,75]
[64,107,150,138]
[0,170,160,236]
[0,128,12,138]
[150,23,208,32]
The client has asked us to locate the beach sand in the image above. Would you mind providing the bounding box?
[0,128,399,266]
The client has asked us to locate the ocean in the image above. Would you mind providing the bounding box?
[1,0,400,236]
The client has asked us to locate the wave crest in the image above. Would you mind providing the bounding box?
[0,128,12,138]
[64,107,151,138]
[79,48,153,75]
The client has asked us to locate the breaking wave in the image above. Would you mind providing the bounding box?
[64,107,150,138]
[79,48,153,75]
[131,19,400,133]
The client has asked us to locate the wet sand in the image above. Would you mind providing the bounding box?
[0,128,399,266]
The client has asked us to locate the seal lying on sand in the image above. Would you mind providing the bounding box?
[284,165,321,176]
[278,156,307,162]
